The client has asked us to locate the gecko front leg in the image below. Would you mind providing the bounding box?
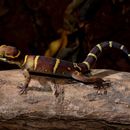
[18,69,31,94]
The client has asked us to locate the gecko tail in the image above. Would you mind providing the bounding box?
[78,41,130,73]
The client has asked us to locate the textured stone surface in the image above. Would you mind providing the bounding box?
[0,69,130,129]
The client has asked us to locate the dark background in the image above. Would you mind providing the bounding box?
[0,0,130,71]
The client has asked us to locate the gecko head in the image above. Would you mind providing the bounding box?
[0,45,21,59]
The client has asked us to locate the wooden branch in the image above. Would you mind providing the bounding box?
[0,69,130,130]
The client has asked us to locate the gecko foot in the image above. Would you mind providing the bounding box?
[17,84,28,94]
[93,79,111,94]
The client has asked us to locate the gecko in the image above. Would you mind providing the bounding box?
[0,41,129,94]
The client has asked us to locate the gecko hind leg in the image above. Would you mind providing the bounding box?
[72,71,110,90]
[18,69,31,94]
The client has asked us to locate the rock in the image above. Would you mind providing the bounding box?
[0,69,130,129]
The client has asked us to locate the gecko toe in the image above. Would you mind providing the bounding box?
[94,79,111,89]
[17,84,28,94]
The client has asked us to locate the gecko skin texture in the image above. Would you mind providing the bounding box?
[0,41,129,94]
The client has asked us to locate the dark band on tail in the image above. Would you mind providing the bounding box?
[80,41,130,73]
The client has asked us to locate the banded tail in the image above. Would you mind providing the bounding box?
[79,41,130,73]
